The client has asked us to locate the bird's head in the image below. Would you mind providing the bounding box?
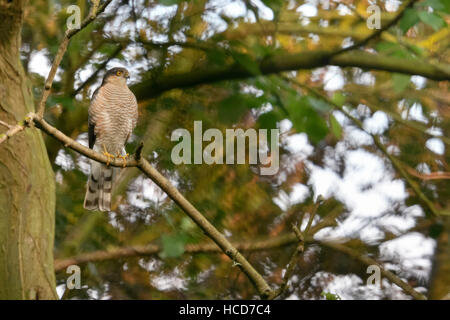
[102,67,130,86]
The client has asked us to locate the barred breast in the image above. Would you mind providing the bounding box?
[89,82,138,155]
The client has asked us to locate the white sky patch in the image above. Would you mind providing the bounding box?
[323,66,345,91]
[279,118,293,134]
[297,3,318,17]
[289,183,310,204]
[248,0,274,20]
[380,232,435,283]
[426,127,443,137]
[308,165,341,199]
[273,183,310,211]
[363,111,389,135]
[56,284,66,299]
[400,102,428,123]
[354,69,376,86]
[320,272,411,300]
[128,174,179,209]
[345,126,373,147]
[411,76,427,89]
[385,0,402,12]
[425,138,445,155]
[336,4,353,15]
[28,49,57,80]
[55,149,75,171]
[151,267,187,291]
[201,11,229,38]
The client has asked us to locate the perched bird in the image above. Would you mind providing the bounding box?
[83,67,138,211]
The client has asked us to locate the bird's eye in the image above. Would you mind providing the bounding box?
[116,71,122,76]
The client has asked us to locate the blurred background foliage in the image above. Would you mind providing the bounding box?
[21,0,449,299]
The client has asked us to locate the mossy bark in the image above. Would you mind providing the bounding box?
[0,0,57,299]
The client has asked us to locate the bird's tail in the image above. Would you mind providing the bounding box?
[83,160,115,212]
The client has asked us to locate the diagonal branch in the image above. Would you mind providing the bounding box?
[30,114,273,299]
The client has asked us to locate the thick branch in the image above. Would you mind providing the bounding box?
[132,51,450,100]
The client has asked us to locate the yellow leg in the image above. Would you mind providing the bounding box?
[102,144,115,166]
[116,152,129,168]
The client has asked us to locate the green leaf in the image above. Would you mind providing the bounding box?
[207,49,227,66]
[399,8,420,33]
[321,292,341,300]
[418,11,447,31]
[286,96,329,143]
[375,41,411,58]
[307,96,332,112]
[392,73,410,93]
[257,110,283,145]
[329,114,343,139]
[180,217,196,232]
[158,0,181,6]
[218,95,257,124]
[419,0,450,14]
[258,111,279,130]
[160,234,187,258]
[231,52,261,75]
[331,92,346,106]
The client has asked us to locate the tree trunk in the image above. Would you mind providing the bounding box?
[428,217,450,300]
[0,0,57,299]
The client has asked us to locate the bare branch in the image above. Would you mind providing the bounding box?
[36,0,114,118]
[406,168,450,181]
[30,114,273,299]
[0,121,25,145]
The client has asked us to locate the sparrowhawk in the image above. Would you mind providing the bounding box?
[83,67,138,211]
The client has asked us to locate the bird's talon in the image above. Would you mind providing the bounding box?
[117,153,129,168]
[102,145,115,166]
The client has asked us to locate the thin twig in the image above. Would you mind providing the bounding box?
[406,168,450,181]
[0,122,26,145]
[0,120,12,129]
[36,0,113,118]
[269,197,325,299]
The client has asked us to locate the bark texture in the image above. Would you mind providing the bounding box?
[0,0,57,299]
[428,217,450,300]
